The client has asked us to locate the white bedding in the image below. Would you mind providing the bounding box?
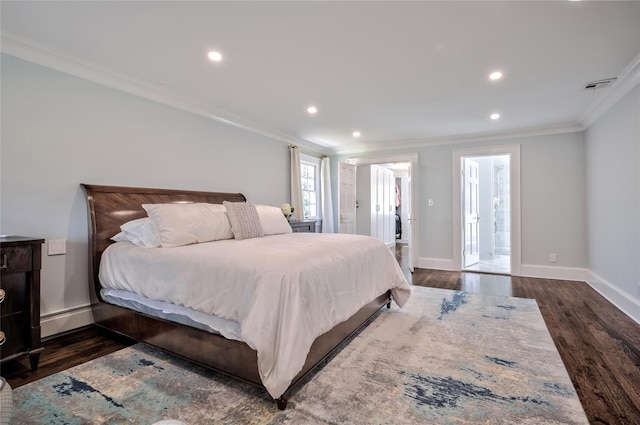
[99,232,411,398]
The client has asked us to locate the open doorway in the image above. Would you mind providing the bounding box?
[452,145,521,276]
[346,154,419,273]
[462,155,511,274]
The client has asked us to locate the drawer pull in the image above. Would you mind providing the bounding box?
[0,253,6,269]
[0,289,4,303]
[0,331,5,346]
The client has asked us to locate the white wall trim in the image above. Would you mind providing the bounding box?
[41,305,94,338]
[519,264,589,282]
[333,123,582,155]
[417,257,457,271]
[587,271,640,325]
[0,32,329,155]
[413,259,639,325]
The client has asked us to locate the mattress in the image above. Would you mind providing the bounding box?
[100,288,242,340]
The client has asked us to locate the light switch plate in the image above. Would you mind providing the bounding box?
[48,239,66,256]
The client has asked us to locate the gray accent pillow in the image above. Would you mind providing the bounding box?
[223,201,264,240]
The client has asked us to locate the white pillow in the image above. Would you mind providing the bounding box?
[256,205,293,236]
[111,217,161,248]
[142,203,233,248]
[223,201,264,240]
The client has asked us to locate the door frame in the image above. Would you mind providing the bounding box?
[349,153,419,272]
[452,145,521,276]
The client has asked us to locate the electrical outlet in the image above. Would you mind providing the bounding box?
[48,239,66,256]
[549,253,557,263]
[428,199,434,207]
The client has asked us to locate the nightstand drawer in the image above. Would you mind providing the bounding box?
[0,273,28,316]
[0,245,32,274]
[0,313,29,358]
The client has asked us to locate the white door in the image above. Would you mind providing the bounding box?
[463,158,480,267]
[339,162,357,234]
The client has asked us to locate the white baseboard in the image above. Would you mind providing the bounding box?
[587,271,640,325]
[417,257,457,271]
[519,264,590,282]
[415,259,639,325]
[40,305,94,338]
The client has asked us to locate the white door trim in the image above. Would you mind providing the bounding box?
[452,145,521,276]
[349,153,419,272]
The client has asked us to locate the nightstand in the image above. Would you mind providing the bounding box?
[0,236,44,371]
[289,220,321,233]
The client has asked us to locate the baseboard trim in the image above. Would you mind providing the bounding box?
[587,271,640,325]
[417,257,457,271]
[41,305,94,338]
[415,259,639,324]
[519,264,590,282]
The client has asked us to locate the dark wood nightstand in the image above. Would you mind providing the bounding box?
[0,236,44,371]
[289,220,322,233]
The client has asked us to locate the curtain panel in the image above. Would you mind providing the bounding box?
[289,146,304,221]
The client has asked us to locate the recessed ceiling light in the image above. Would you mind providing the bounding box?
[490,113,501,120]
[489,71,503,80]
[207,51,223,62]
[353,131,361,138]
[307,106,318,114]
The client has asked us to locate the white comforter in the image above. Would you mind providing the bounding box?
[99,232,411,398]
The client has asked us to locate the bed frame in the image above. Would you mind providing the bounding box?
[81,184,391,409]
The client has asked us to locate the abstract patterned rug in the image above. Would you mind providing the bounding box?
[12,287,588,424]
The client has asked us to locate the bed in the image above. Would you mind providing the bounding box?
[81,184,411,409]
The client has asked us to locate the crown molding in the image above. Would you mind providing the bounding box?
[0,32,330,155]
[3,31,635,158]
[579,52,640,129]
[330,123,584,155]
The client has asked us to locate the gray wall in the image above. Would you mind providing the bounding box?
[585,85,640,300]
[1,55,292,317]
[334,132,588,269]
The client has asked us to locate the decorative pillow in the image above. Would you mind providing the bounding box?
[142,203,233,248]
[223,201,264,240]
[256,204,292,236]
[111,217,161,248]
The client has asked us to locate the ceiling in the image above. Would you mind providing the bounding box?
[2,1,639,154]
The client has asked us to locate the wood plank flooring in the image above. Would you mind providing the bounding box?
[3,243,639,424]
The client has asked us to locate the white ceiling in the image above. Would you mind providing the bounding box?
[2,1,639,154]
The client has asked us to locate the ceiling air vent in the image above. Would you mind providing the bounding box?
[584,78,617,90]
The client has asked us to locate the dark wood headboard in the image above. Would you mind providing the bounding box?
[81,184,246,301]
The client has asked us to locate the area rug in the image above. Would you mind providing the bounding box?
[11,287,588,424]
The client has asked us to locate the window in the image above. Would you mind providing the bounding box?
[300,154,321,219]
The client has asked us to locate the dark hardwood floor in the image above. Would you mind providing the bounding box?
[3,243,639,424]
[2,326,134,388]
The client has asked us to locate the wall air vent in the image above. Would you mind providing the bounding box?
[584,78,617,90]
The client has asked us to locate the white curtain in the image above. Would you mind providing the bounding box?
[321,156,334,233]
[289,145,304,221]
